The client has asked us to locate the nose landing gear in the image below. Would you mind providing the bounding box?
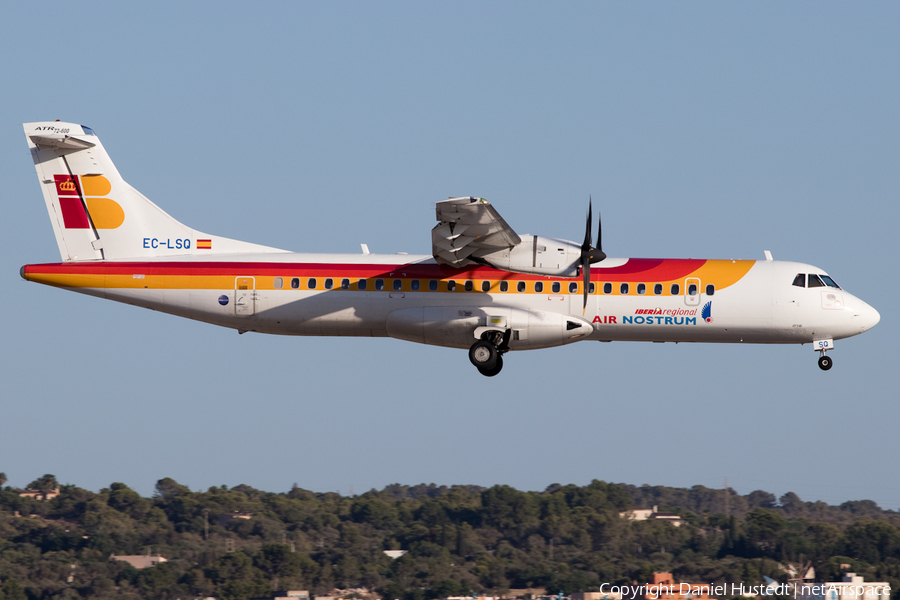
[814,338,834,371]
[469,330,510,376]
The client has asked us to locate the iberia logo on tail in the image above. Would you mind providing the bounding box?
[53,174,125,230]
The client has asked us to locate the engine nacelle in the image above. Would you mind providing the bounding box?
[478,235,582,277]
[386,306,593,350]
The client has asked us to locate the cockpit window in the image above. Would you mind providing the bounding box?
[81,125,96,136]
[808,274,825,288]
[820,275,841,289]
[792,274,806,288]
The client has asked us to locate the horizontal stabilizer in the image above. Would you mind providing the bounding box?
[29,133,96,150]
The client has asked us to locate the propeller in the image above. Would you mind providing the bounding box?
[581,197,606,312]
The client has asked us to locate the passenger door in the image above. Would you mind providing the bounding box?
[235,277,256,315]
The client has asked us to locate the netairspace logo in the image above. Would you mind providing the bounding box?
[597,582,891,600]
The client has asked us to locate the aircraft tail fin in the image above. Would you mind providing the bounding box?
[24,121,284,261]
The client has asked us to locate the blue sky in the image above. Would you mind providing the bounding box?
[2,3,898,508]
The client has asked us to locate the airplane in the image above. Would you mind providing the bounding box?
[20,121,880,376]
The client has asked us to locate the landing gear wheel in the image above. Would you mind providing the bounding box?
[478,354,504,377]
[818,355,833,371]
[469,340,498,370]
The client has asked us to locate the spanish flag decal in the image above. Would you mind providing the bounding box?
[197,239,212,250]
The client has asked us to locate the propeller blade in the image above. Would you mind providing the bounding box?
[580,196,606,312]
[582,199,593,252]
[582,254,590,313]
[593,209,606,262]
[596,209,602,255]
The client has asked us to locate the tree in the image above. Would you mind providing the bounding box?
[27,473,58,492]
[0,472,7,487]
[481,485,537,533]
[746,490,777,509]
[256,543,304,588]
[205,552,269,600]
[1,577,28,600]
[744,508,787,554]
[778,492,806,516]
[154,477,191,498]
[107,482,150,519]
[842,521,900,563]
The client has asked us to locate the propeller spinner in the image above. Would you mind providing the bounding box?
[580,198,606,312]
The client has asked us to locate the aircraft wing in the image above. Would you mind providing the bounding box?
[431,197,522,267]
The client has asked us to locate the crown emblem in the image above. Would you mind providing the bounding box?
[59,181,76,192]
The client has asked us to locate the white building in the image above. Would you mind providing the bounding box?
[250,591,309,600]
[110,555,167,569]
[619,506,656,521]
[618,505,684,527]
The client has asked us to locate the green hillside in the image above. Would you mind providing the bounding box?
[0,477,898,600]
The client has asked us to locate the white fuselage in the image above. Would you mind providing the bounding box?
[25,252,879,353]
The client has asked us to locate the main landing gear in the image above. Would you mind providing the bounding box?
[469,330,510,377]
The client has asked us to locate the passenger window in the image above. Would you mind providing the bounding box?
[291,277,300,289]
[637,283,646,295]
[706,284,715,296]
[392,279,402,291]
[375,279,384,290]
[324,278,333,289]
[447,280,456,291]
[603,282,612,294]
[589,282,595,294]
[517,281,526,292]
[688,283,697,296]
[671,283,680,295]
[429,280,438,291]
[274,277,283,290]
[341,278,350,289]
[358,279,367,290]
[481,281,491,292]
[308,278,317,289]
[552,282,561,293]
[569,282,578,294]
[535,282,544,293]
[653,283,662,295]
[411,280,420,291]
[821,275,841,289]
[808,274,825,288]
[792,274,806,288]
[500,281,509,292]
[620,283,629,294]
[464,280,474,292]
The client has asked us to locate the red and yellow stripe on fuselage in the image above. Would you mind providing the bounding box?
[21,257,753,294]
[21,257,757,344]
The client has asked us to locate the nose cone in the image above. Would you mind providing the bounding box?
[860,303,880,333]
